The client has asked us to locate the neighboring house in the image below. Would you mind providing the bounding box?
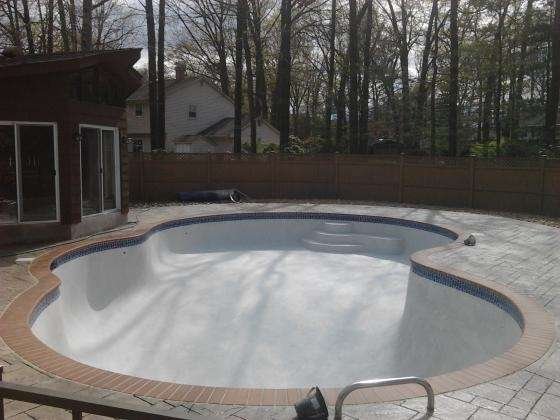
[518,114,560,143]
[126,69,280,153]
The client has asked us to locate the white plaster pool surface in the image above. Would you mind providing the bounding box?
[32,218,521,389]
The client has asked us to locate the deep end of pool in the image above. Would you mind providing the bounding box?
[0,211,554,406]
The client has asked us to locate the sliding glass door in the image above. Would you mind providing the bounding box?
[0,125,17,223]
[0,122,59,224]
[80,126,119,216]
[81,128,102,215]
[19,125,57,221]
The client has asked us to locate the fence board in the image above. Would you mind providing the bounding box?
[128,153,559,216]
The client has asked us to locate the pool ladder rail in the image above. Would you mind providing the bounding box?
[333,376,435,420]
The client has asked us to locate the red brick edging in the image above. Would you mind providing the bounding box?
[0,212,555,406]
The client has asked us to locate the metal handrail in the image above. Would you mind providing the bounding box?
[0,366,222,420]
[334,376,435,420]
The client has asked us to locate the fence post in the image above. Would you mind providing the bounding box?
[398,154,405,203]
[1,365,4,420]
[139,150,145,202]
[540,156,547,214]
[469,155,476,208]
[206,153,211,189]
[273,154,279,198]
[334,155,339,199]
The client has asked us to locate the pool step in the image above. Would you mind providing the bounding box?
[303,230,405,255]
[301,238,365,254]
[322,222,353,234]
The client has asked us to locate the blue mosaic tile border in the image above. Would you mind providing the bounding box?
[412,261,524,329]
[44,212,522,328]
[50,212,458,270]
[29,287,60,326]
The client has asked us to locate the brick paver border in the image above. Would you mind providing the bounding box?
[0,211,555,406]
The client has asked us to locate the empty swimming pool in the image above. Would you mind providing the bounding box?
[28,212,525,393]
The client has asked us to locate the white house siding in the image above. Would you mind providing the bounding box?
[126,102,150,135]
[165,79,234,150]
[241,122,280,145]
[126,78,280,152]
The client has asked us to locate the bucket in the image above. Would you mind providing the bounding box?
[294,387,329,420]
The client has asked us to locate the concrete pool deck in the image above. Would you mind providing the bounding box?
[1,202,560,419]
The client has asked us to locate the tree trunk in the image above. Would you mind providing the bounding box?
[57,0,70,52]
[21,0,34,53]
[157,0,166,151]
[248,0,268,119]
[482,74,493,143]
[336,62,348,148]
[243,11,257,153]
[494,5,508,156]
[324,0,337,142]
[68,0,78,51]
[82,0,93,51]
[46,0,54,53]
[7,0,23,49]
[545,0,560,146]
[415,0,438,147]
[512,0,533,141]
[234,0,247,153]
[399,0,411,149]
[217,47,230,96]
[274,0,292,151]
[348,0,359,152]
[430,11,439,156]
[145,0,159,150]
[358,0,373,153]
[448,0,459,156]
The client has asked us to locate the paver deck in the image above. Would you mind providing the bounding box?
[1,202,559,419]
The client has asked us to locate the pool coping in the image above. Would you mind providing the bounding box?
[0,211,555,406]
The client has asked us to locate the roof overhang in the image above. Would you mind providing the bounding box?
[0,49,143,95]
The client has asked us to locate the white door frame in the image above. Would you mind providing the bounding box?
[0,121,60,224]
[79,124,121,217]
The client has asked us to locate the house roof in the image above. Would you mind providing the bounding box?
[127,78,193,101]
[0,48,142,94]
[197,116,280,137]
[126,76,234,105]
[197,117,237,136]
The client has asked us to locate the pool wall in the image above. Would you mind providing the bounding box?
[0,211,555,406]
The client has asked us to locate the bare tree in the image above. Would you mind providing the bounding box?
[145,0,159,149]
[168,0,233,95]
[448,0,459,156]
[324,0,337,141]
[21,0,35,53]
[244,8,258,152]
[273,0,292,150]
[57,0,70,51]
[347,0,359,152]
[545,0,560,146]
[234,0,247,153]
[157,0,166,150]
[248,0,269,119]
[359,0,373,152]
[414,0,438,146]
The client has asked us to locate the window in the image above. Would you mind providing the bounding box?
[175,143,191,154]
[80,126,120,216]
[0,122,59,224]
[188,105,197,119]
[134,103,144,117]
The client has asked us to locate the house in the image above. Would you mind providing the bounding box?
[126,67,280,153]
[0,48,142,246]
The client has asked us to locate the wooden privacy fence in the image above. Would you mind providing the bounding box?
[128,153,560,216]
